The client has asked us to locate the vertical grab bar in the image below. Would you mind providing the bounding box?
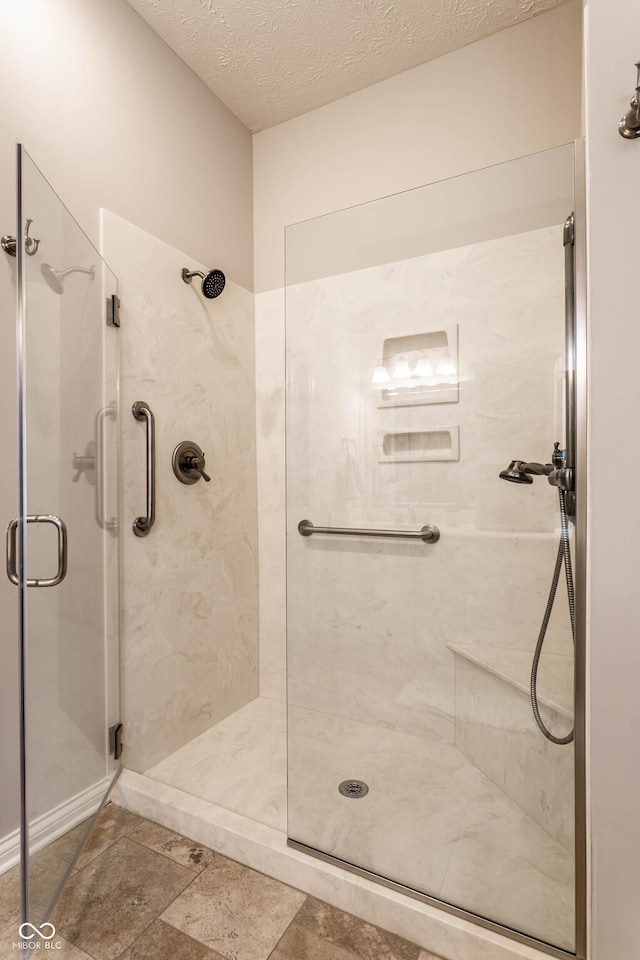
[96,402,118,535]
[132,401,155,537]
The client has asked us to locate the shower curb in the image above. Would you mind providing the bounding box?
[113,768,553,960]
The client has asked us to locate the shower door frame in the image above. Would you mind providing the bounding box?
[14,143,123,928]
[286,139,589,960]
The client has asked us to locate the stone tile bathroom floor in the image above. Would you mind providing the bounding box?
[0,804,443,960]
[145,696,574,950]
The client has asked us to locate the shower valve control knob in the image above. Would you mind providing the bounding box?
[172,441,211,484]
[186,456,210,482]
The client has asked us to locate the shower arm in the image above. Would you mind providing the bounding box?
[181,268,205,283]
[58,265,95,280]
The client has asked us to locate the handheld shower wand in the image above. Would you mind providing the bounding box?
[499,444,575,745]
[497,211,578,745]
[499,445,573,494]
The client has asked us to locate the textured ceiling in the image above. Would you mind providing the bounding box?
[126,0,570,131]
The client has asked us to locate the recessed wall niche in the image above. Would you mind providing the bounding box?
[378,426,460,463]
[374,326,459,408]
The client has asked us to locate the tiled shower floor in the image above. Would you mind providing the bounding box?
[146,697,574,952]
[0,805,440,960]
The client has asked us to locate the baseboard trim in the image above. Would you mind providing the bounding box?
[0,777,112,875]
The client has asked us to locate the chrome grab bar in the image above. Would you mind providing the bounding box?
[298,519,440,544]
[132,401,155,537]
[96,402,118,535]
[6,515,68,587]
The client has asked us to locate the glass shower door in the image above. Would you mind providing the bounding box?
[14,146,120,926]
[286,145,580,956]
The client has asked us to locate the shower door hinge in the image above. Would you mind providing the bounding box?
[106,294,121,328]
[109,722,124,760]
[563,213,575,247]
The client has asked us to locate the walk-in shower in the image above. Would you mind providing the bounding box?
[79,142,584,960]
[285,143,585,958]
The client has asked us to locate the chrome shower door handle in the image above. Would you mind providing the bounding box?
[6,521,17,585]
[132,400,155,537]
[6,515,68,587]
[96,402,118,535]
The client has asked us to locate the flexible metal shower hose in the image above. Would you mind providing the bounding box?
[530,488,575,745]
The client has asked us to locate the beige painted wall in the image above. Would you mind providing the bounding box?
[253,2,583,705]
[0,1,253,290]
[0,0,253,847]
[253,1,583,294]
[584,1,640,957]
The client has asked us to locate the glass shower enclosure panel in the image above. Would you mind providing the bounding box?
[15,146,120,925]
[286,145,578,955]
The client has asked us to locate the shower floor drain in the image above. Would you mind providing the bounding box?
[338,779,369,798]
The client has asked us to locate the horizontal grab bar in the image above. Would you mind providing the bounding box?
[298,519,440,544]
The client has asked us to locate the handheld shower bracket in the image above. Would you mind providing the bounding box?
[499,443,575,516]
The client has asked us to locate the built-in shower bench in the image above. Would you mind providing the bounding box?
[447,642,573,720]
[447,641,574,851]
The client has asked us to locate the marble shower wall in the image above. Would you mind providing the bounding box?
[103,213,259,773]
[255,289,287,702]
[257,226,572,724]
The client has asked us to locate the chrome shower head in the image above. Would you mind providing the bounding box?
[201,269,225,299]
[41,262,96,295]
[41,263,64,295]
[181,267,226,299]
[499,461,534,484]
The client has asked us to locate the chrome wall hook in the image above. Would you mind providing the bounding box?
[619,61,640,139]
[24,219,41,255]
[1,235,16,257]
[2,218,42,257]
